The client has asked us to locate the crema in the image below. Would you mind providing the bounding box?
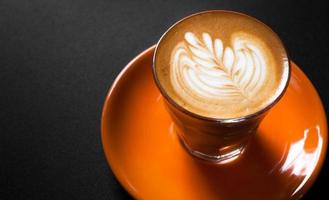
[154,11,289,118]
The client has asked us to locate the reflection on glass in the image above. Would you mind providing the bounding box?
[281,126,323,196]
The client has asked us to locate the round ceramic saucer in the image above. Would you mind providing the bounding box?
[101,46,327,200]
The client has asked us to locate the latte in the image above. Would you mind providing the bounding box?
[154,11,289,119]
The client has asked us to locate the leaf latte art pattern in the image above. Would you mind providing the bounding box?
[171,32,267,104]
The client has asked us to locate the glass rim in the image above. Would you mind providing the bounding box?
[152,10,291,123]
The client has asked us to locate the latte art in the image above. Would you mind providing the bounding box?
[154,11,289,118]
[171,32,267,103]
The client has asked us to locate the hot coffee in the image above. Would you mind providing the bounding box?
[154,11,289,118]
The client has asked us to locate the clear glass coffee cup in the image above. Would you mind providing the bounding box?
[152,10,290,163]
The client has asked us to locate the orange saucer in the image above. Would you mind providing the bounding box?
[101,46,327,200]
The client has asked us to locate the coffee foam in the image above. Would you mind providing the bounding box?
[155,11,289,119]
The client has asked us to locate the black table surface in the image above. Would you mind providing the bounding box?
[1,0,328,199]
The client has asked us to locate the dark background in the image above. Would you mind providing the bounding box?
[1,0,328,199]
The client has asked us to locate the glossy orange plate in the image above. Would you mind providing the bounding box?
[101,46,327,200]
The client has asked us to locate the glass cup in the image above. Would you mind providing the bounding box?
[152,10,290,163]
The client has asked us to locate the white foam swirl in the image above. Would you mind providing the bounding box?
[171,32,267,105]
